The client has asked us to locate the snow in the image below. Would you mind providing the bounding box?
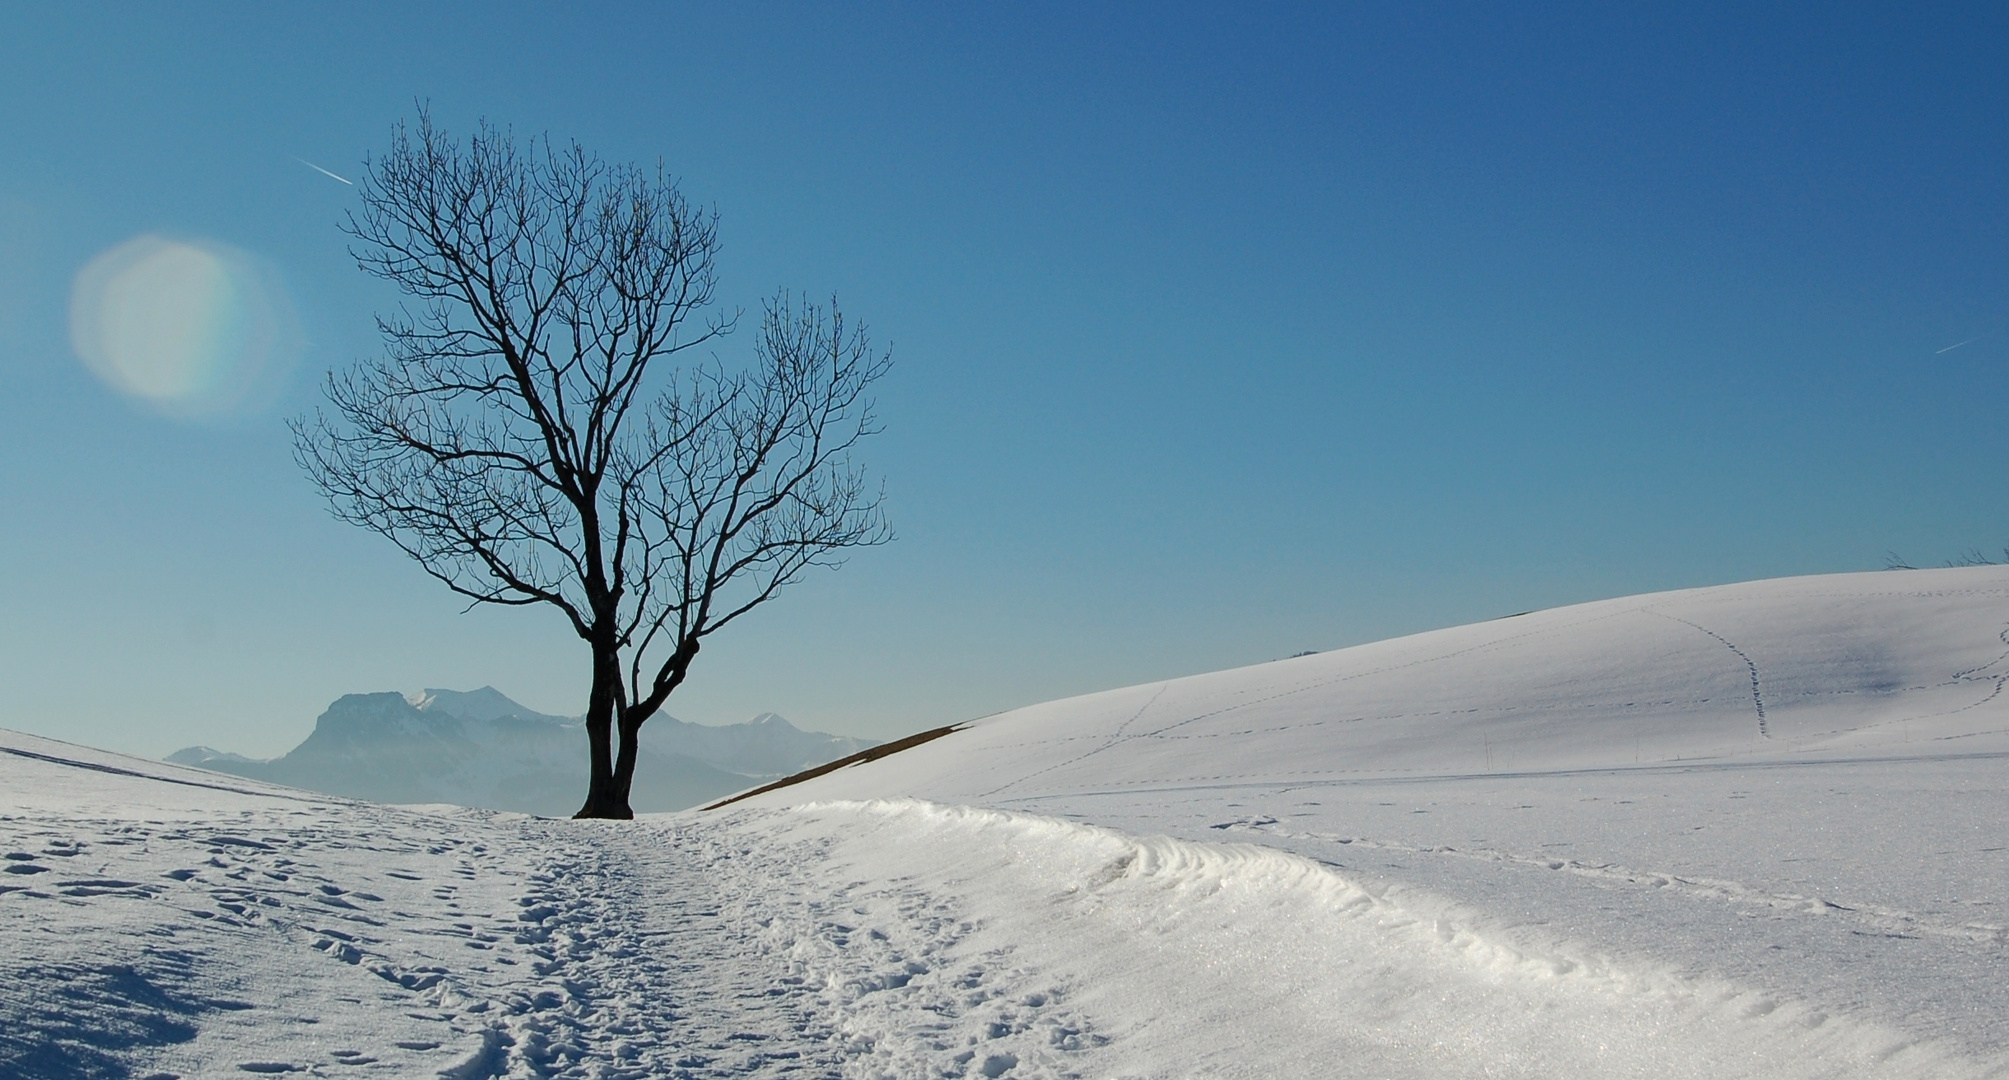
[4,566,2008,1077]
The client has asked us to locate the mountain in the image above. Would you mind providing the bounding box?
[168,688,875,815]
[642,711,877,778]
[163,746,259,767]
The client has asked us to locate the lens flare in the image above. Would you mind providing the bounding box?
[69,234,301,418]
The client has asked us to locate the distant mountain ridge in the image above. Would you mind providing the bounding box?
[168,687,877,816]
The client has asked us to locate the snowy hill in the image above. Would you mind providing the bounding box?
[168,688,874,815]
[727,566,2009,1072]
[4,567,2007,1078]
[744,566,2009,803]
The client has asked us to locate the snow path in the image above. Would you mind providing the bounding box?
[0,734,1100,1079]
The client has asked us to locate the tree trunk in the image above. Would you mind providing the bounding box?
[574,647,634,819]
[611,711,643,813]
[594,638,707,815]
[576,636,700,820]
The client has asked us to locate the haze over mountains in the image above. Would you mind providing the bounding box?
[167,686,875,815]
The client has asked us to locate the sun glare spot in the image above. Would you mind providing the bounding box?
[69,234,301,418]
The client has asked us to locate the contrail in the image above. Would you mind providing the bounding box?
[292,156,353,185]
[1935,337,1978,354]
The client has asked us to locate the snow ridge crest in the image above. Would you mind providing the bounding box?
[773,798,1981,1080]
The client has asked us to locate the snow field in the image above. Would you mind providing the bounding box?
[7,567,2009,1077]
[4,756,1993,1078]
[721,799,1989,1080]
[733,568,2009,1075]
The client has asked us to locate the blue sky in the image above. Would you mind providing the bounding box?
[2,3,2005,757]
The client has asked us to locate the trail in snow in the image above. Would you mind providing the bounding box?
[0,735,1105,1079]
[0,803,849,1077]
[1644,610,1770,737]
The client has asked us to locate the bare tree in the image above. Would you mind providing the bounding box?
[293,112,891,818]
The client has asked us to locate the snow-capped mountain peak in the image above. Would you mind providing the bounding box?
[408,686,571,725]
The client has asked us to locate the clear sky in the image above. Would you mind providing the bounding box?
[2,3,2005,758]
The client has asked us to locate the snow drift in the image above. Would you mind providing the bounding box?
[717,798,1993,1080]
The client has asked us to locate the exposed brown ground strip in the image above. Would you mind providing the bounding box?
[701,724,965,810]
